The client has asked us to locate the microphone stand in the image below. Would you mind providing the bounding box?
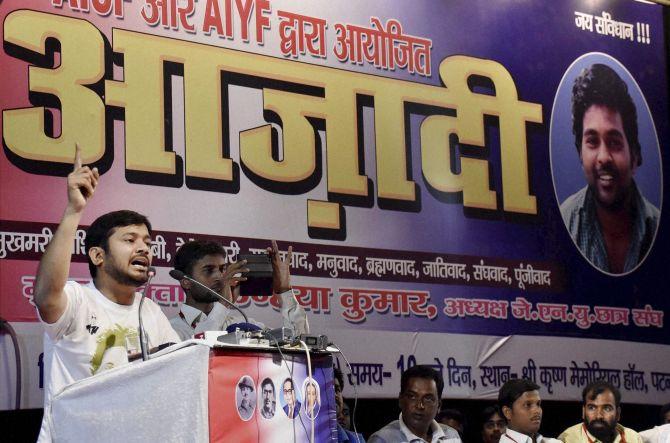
[169,269,250,324]
[139,267,156,362]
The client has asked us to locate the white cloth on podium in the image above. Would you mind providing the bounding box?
[48,343,210,442]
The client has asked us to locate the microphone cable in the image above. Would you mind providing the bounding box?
[138,267,156,361]
[299,340,315,443]
[269,334,297,443]
[328,343,362,443]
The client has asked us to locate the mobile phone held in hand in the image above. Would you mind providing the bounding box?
[237,253,273,296]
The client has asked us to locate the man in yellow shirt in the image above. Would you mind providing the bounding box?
[559,381,642,443]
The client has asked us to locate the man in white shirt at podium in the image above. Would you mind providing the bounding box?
[33,146,179,442]
[169,239,308,340]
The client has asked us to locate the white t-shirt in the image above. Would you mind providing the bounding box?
[38,281,179,442]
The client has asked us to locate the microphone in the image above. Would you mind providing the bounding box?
[169,269,249,324]
[139,266,156,362]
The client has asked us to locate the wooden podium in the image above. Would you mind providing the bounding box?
[47,341,337,442]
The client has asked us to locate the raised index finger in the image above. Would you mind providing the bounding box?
[74,143,82,170]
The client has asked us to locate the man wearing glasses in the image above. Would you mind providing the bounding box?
[481,405,507,443]
[369,365,461,443]
[282,378,301,419]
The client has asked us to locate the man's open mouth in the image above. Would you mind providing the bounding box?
[131,257,149,270]
[596,169,616,184]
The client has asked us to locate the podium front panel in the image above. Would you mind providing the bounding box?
[208,348,337,442]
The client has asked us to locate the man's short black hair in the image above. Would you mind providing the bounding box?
[85,210,152,277]
[481,405,507,424]
[400,365,444,399]
[582,380,621,408]
[437,408,464,423]
[660,403,670,423]
[173,239,226,276]
[498,379,540,409]
[571,63,641,166]
[261,378,274,390]
[333,367,344,388]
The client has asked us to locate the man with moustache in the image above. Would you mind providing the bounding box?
[498,379,560,443]
[559,381,642,443]
[260,378,276,419]
[560,63,659,274]
[237,376,256,420]
[282,378,302,419]
[169,239,308,340]
[369,365,461,443]
[34,146,179,442]
[481,405,507,443]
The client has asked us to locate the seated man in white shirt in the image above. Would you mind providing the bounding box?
[34,145,179,442]
[498,379,561,443]
[169,239,308,340]
[639,424,670,443]
[369,365,461,443]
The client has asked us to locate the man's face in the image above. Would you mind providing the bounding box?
[283,380,295,407]
[503,390,542,435]
[399,377,440,437]
[189,254,227,303]
[334,377,345,424]
[579,104,637,211]
[240,385,252,407]
[99,224,152,286]
[262,383,275,411]
[664,410,670,424]
[482,412,506,443]
[583,390,619,441]
[306,383,317,408]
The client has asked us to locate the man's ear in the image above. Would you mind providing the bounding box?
[502,405,512,422]
[631,150,639,175]
[180,278,191,292]
[88,247,104,268]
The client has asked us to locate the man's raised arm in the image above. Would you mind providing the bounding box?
[268,240,309,335]
[33,145,99,323]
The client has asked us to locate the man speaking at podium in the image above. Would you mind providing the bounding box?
[169,239,309,340]
[33,146,179,442]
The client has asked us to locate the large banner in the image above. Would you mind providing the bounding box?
[1,0,669,409]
